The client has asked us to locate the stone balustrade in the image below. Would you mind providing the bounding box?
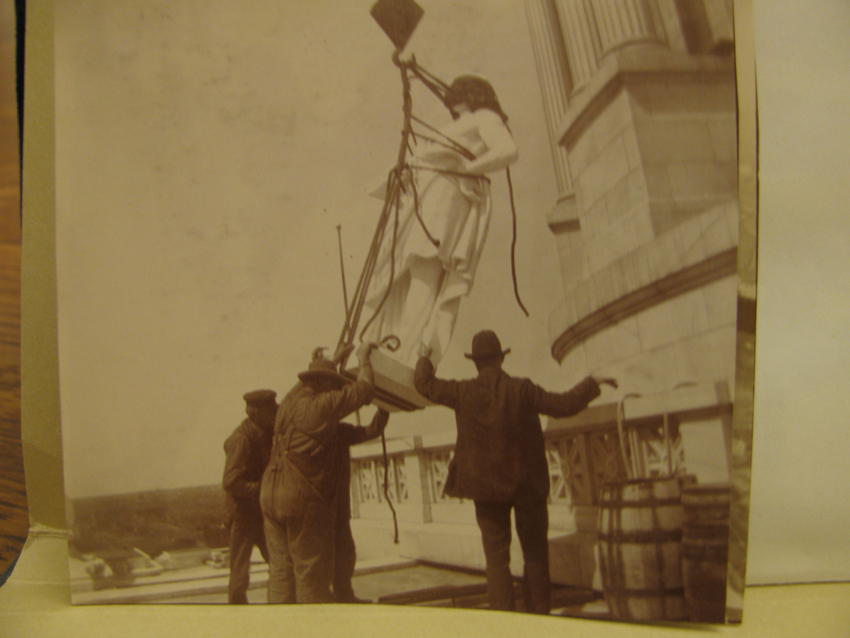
[350,381,731,526]
[347,382,731,587]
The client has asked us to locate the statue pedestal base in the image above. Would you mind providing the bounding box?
[344,349,432,412]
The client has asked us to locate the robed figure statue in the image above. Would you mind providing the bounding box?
[364,75,518,367]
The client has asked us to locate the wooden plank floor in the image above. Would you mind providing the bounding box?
[0,0,26,585]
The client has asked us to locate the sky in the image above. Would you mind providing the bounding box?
[54,0,583,497]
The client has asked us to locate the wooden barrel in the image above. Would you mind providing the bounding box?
[681,483,731,526]
[681,483,731,622]
[597,477,686,620]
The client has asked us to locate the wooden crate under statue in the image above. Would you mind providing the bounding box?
[344,349,433,412]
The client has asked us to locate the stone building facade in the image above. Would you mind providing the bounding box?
[348,0,740,592]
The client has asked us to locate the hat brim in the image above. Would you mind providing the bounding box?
[464,347,511,360]
[297,369,348,387]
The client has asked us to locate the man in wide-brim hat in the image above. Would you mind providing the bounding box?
[414,329,617,614]
[260,341,384,603]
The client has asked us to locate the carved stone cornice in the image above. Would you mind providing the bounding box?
[557,48,735,149]
[550,202,738,362]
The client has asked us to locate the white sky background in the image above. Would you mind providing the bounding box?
[55,0,580,498]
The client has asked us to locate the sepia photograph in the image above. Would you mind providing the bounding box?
[54,0,751,624]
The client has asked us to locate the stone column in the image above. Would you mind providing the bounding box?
[591,0,664,57]
[524,0,574,200]
[553,0,602,93]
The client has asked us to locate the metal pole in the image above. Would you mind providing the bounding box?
[336,225,350,318]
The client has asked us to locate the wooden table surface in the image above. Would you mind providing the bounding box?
[0,1,26,584]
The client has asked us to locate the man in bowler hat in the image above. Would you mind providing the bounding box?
[223,389,278,603]
[413,330,617,614]
[260,341,380,603]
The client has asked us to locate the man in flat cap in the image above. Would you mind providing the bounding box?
[222,389,278,603]
[260,341,381,603]
[414,330,617,614]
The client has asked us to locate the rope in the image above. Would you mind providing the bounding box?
[407,166,441,248]
[616,398,632,480]
[410,115,475,159]
[407,164,490,183]
[381,430,400,544]
[505,166,529,317]
[358,170,402,343]
[408,56,450,103]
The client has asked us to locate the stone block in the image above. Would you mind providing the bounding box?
[606,169,648,224]
[584,237,612,274]
[581,196,608,236]
[618,250,639,292]
[620,341,695,392]
[631,78,735,116]
[643,164,673,201]
[572,281,595,321]
[636,289,710,352]
[679,325,737,386]
[613,219,647,269]
[668,161,735,202]
[578,137,630,210]
[725,198,740,244]
[622,127,642,171]
[621,249,651,291]
[549,296,579,338]
[627,82,654,120]
[560,343,589,384]
[709,116,737,162]
[591,89,634,150]
[722,160,738,189]
[699,209,733,256]
[590,269,615,309]
[621,211,655,252]
[609,259,630,300]
[636,119,715,164]
[644,233,679,281]
[701,275,738,330]
[584,318,642,370]
[557,247,586,291]
[648,198,678,236]
[674,214,711,269]
[567,129,599,178]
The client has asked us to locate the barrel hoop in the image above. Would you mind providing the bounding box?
[682,547,729,561]
[598,529,682,543]
[597,497,683,508]
[603,585,685,598]
[682,494,730,503]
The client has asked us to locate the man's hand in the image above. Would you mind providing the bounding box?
[417,343,433,360]
[592,376,618,390]
[356,341,378,365]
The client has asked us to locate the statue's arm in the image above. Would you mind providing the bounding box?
[463,110,518,174]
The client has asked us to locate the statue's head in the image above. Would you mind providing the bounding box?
[445,74,508,123]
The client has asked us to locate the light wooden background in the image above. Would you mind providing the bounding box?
[0,1,26,583]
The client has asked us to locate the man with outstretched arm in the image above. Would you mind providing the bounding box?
[413,329,617,614]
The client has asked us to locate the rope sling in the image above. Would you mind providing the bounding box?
[336,55,528,365]
[335,54,529,543]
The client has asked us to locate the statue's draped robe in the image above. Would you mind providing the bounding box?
[365,110,510,366]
